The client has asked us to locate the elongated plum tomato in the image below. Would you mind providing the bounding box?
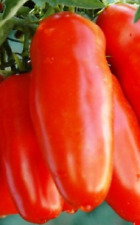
[0,74,63,224]
[96,3,140,121]
[30,12,113,211]
[0,122,17,217]
[106,76,140,223]
[0,76,17,217]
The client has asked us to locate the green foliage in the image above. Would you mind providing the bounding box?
[43,0,105,9]
[134,5,140,22]
[0,0,29,45]
[3,0,28,19]
[0,19,14,46]
[32,0,49,7]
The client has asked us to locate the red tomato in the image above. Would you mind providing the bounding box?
[0,157,17,216]
[0,74,63,223]
[96,3,140,121]
[106,76,140,222]
[30,12,113,211]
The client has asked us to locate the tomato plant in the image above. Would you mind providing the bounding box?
[0,0,140,225]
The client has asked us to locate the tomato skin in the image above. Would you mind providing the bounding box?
[0,76,17,217]
[30,12,113,211]
[0,152,17,216]
[62,201,77,214]
[0,74,63,224]
[106,76,140,222]
[96,3,140,121]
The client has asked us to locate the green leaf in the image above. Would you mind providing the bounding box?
[0,69,12,77]
[64,0,104,8]
[36,0,104,9]
[3,0,29,20]
[43,0,57,7]
[0,19,14,46]
[32,0,47,7]
[0,0,29,45]
[134,5,140,22]
[16,6,31,17]
[42,7,55,19]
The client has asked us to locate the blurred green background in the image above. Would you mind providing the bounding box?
[0,202,132,225]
